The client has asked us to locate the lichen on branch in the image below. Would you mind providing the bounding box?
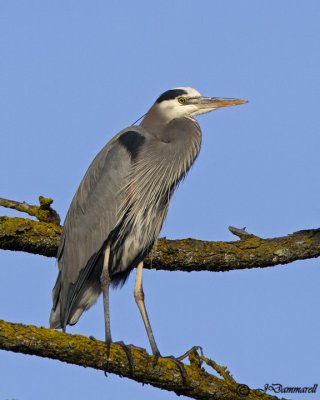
[0,196,312,399]
[0,320,275,400]
[0,216,61,257]
[0,209,319,274]
[0,196,60,224]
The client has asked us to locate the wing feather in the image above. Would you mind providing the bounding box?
[50,127,147,328]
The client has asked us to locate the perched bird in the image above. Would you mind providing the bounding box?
[50,87,246,358]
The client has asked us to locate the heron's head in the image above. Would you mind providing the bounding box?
[146,87,247,123]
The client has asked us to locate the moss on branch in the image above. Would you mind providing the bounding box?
[148,228,320,272]
[0,216,61,257]
[0,197,303,398]
[0,320,276,400]
[0,196,60,224]
[0,213,319,273]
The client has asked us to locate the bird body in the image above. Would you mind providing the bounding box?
[50,87,246,355]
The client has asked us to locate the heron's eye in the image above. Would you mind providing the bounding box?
[178,97,186,105]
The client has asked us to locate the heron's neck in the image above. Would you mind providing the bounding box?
[141,107,196,141]
[140,108,170,138]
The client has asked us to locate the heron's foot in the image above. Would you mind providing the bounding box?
[127,343,147,352]
[104,341,143,377]
[114,341,135,376]
[106,338,112,359]
[152,352,188,383]
[151,350,161,368]
[103,338,112,377]
[176,345,203,361]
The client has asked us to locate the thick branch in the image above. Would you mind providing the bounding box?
[148,228,320,272]
[0,217,61,257]
[0,215,319,272]
[0,320,275,400]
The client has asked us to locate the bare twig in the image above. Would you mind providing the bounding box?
[228,226,256,239]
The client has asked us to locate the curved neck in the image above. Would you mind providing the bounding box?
[141,105,198,142]
[140,106,171,138]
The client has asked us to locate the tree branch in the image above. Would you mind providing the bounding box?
[0,196,60,224]
[0,217,61,257]
[0,320,275,400]
[0,212,319,273]
[0,197,305,398]
[150,227,320,272]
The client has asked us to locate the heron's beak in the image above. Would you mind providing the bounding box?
[198,97,248,109]
[188,96,248,117]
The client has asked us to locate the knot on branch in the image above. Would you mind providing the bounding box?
[37,196,61,224]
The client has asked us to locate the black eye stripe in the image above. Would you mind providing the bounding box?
[156,89,188,103]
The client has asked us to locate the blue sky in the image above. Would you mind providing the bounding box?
[0,1,320,399]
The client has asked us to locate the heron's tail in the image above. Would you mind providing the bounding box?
[49,266,102,330]
[49,271,63,329]
[49,304,62,329]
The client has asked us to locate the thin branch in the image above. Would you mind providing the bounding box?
[0,320,276,400]
[0,196,60,224]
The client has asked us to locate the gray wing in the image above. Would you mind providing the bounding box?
[50,126,147,329]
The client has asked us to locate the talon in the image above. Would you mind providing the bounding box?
[106,340,111,359]
[152,353,188,383]
[164,356,188,383]
[127,344,147,353]
[152,351,161,367]
[115,341,135,376]
[103,358,110,377]
[176,345,203,361]
[103,339,112,377]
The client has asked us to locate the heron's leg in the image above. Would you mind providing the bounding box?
[134,261,160,357]
[101,244,112,354]
[101,247,135,375]
[134,262,189,382]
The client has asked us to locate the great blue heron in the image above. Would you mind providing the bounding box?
[50,87,246,359]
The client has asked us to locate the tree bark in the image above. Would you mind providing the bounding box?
[0,320,275,400]
[0,215,319,273]
[1,196,317,399]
